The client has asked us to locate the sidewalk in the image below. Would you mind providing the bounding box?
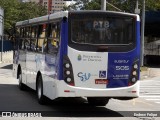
[0,63,18,85]
[140,67,160,80]
[0,51,13,63]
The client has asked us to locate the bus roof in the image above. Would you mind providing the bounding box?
[29,15,49,24]
[49,11,68,21]
[15,10,139,27]
[16,20,29,26]
[69,10,139,21]
[15,11,68,27]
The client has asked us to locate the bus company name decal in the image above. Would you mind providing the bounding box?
[77,54,102,62]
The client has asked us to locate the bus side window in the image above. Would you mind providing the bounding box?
[31,26,37,52]
[24,27,30,51]
[19,27,25,50]
[14,27,19,50]
[48,22,60,54]
[37,24,47,53]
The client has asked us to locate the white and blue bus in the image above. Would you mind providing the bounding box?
[13,11,140,106]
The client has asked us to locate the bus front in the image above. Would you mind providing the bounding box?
[59,11,140,105]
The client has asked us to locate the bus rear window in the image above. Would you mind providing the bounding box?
[71,17,135,45]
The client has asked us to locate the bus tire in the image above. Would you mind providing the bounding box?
[18,71,26,90]
[37,75,46,105]
[87,97,109,106]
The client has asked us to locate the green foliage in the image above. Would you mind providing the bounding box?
[144,0,160,11]
[83,0,100,10]
[0,0,47,34]
[66,0,160,12]
[106,0,136,12]
[17,2,47,21]
[0,0,19,32]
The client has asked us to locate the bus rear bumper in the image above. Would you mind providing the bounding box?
[56,81,140,98]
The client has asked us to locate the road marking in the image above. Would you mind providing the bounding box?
[141,80,160,83]
[135,99,153,106]
[140,85,160,87]
[140,79,160,105]
[141,85,160,86]
[143,93,160,95]
[140,96,160,98]
[140,88,160,90]
[132,99,136,106]
[155,102,160,104]
[146,99,160,101]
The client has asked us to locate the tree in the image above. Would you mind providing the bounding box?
[83,0,100,10]
[143,0,160,11]
[0,0,20,33]
[17,2,47,21]
[65,0,160,12]
[0,0,47,35]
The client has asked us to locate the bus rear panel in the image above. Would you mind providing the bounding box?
[56,11,140,98]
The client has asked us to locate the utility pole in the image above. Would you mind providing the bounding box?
[101,0,106,11]
[0,7,4,62]
[141,0,145,66]
[101,0,122,11]
[135,0,140,14]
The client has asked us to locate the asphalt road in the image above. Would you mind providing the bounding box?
[0,63,160,120]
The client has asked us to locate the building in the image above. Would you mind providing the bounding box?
[19,0,74,13]
[52,0,65,13]
[40,0,75,14]
[42,0,69,13]
[25,0,74,13]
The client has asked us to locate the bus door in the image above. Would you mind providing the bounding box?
[25,26,37,89]
[18,27,27,84]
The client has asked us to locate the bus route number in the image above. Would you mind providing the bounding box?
[93,21,109,29]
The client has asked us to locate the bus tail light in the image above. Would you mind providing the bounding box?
[65,63,70,68]
[63,56,75,86]
[65,70,71,75]
[128,60,139,86]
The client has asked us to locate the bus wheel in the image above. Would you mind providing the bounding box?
[37,75,46,105]
[18,72,26,90]
[87,97,109,106]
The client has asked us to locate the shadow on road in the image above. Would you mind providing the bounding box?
[0,64,13,69]
[42,98,124,117]
[0,84,124,117]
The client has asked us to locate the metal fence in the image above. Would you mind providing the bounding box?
[0,40,13,63]
[0,40,13,52]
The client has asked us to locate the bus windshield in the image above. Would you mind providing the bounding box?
[70,17,135,45]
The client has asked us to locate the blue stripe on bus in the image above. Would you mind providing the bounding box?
[58,20,68,80]
[136,21,141,80]
[107,21,141,88]
[107,51,136,88]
